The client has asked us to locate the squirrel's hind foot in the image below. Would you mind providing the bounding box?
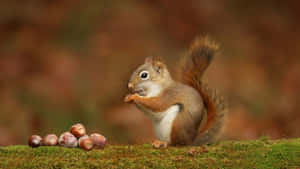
[151,140,168,149]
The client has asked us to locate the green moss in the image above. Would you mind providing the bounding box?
[0,138,300,169]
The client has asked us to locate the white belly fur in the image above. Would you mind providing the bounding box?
[138,104,180,143]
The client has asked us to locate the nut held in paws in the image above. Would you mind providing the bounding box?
[70,123,86,138]
[59,132,78,148]
[28,135,42,148]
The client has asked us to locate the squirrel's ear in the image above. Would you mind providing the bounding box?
[145,56,165,73]
[145,57,153,64]
[152,59,165,73]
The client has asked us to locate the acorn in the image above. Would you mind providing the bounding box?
[58,132,78,148]
[78,135,94,151]
[43,134,58,146]
[90,133,106,149]
[70,123,86,138]
[28,135,42,148]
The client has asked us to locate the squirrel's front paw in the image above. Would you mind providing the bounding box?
[124,94,133,103]
[124,94,138,103]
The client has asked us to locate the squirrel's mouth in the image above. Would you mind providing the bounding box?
[134,88,147,96]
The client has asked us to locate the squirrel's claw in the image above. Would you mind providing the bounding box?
[124,94,139,103]
[124,94,133,103]
[152,140,168,149]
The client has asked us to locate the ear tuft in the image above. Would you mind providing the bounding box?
[152,57,165,73]
[152,56,163,63]
[145,56,153,64]
[145,56,164,64]
[145,56,165,73]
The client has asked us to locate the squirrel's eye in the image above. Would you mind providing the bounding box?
[139,71,149,80]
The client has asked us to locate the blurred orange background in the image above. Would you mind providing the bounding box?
[1,0,300,145]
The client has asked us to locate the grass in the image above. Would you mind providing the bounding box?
[0,138,300,169]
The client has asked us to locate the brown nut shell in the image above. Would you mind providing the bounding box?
[28,135,42,148]
[58,132,78,148]
[43,134,58,146]
[70,123,86,138]
[90,133,106,149]
[79,135,94,151]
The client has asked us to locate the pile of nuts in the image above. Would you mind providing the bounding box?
[28,123,106,151]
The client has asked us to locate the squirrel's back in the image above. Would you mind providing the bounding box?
[180,36,227,145]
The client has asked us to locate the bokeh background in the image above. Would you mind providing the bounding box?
[1,0,300,145]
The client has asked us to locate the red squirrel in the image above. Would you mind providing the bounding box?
[124,36,226,146]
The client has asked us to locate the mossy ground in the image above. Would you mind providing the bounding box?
[0,138,300,169]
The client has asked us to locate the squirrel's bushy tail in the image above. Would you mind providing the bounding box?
[180,36,227,145]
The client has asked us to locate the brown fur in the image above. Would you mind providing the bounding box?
[125,36,226,145]
[180,36,226,144]
[126,80,205,145]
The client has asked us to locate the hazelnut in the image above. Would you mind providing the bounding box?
[28,135,42,148]
[43,134,58,146]
[90,133,106,149]
[79,135,94,151]
[58,132,78,148]
[70,123,86,138]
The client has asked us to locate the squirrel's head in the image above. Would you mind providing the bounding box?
[128,57,173,97]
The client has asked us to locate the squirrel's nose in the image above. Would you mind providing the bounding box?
[128,83,134,91]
